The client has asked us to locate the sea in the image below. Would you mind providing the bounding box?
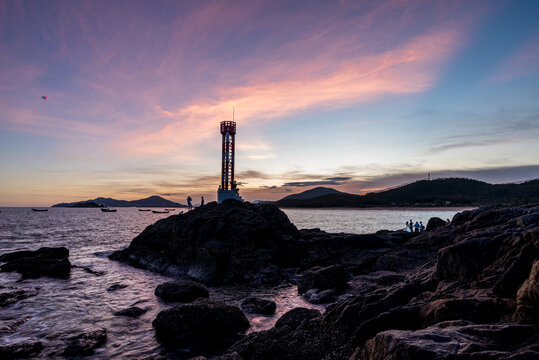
[0,206,469,359]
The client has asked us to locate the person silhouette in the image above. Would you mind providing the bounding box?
[187,196,192,210]
[200,196,204,207]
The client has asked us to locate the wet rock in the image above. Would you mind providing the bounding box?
[514,259,539,324]
[107,283,128,291]
[298,264,348,295]
[240,297,276,315]
[304,288,335,304]
[114,306,147,318]
[359,322,539,360]
[155,280,209,302]
[62,328,107,357]
[0,341,43,359]
[0,290,37,308]
[274,308,321,330]
[152,299,249,352]
[426,216,447,231]
[110,201,301,285]
[0,247,71,279]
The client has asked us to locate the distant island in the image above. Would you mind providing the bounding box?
[275,178,539,208]
[52,195,185,208]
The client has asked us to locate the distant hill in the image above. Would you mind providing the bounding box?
[275,178,539,208]
[281,187,348,200]
[52,195,185,208]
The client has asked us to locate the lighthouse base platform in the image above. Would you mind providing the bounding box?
[217,189,244,203]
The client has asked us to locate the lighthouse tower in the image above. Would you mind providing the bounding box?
[218,120,243,203]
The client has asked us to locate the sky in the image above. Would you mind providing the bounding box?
[1,0,539,206]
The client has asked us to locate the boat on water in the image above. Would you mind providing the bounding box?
[152,210,169,214]
[32,208,48,212]
[138,209,151,211]
[165,209,176,211]
[101,208,117,212]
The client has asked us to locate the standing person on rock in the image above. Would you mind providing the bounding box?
[187,196,192,210]
[200,196,204,207]
[414,221,420,232]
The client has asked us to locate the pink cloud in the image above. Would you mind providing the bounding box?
[120,29,462,154]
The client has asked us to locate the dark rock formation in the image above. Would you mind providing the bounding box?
[358,321,538,359]
[110,201,300,285]
[514,259,539,324]
[274,308,321,330]
[222,205,539,360]
[0,247,71,279]
[152,299,249,353]
[240,297,276,315]
[109,201,538,359]
[62,328,107,357]
[0,342,43,359]
[0,289,37,308]
[155,280,209,302]
[426,216,446,231]
[298,264,348,303]
[114,306,147,317]
[107,283,128,291]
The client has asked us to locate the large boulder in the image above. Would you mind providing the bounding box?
[152,299,249,352]
[110,201,300,285]
[275,308,321,330]
[0,247,71,279]
[155,280,209,302]
[426,217,447,231]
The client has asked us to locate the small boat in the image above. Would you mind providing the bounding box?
[152,210,169,214]
[32,208,48,212]
[138,209,151,211]
[165,209,176,211]
[101,208,117,212]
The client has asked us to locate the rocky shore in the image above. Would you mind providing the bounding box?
[2,201,537,359]
[107,200,539,359]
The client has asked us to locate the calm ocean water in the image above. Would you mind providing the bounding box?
[0,206,469,359]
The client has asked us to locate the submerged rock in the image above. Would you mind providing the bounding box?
[0,289,37,308]
[0,247,71,279]
[114,306,147,318]
[62,328,107,357]
[107,283,128,291]
[0,341,43,359]
[152,299,249,352]
[240,297,276,315]
[155,280,209,302]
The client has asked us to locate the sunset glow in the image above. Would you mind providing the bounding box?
[1,0,538,206]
